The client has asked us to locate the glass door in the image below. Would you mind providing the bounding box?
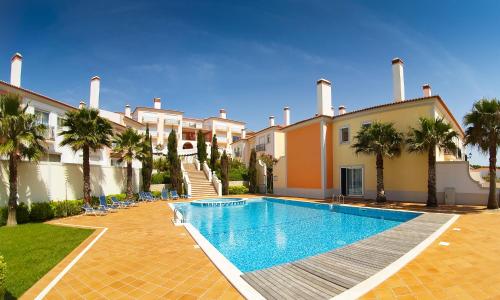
[340,167,363,196]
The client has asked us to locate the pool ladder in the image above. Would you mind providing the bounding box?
[332,194,345,205]
[173,208,185,224]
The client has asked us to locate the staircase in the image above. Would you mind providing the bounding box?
[184,163,218,198]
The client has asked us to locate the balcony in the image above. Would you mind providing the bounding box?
[142,116,158,123]
[164,119,180,126]
[43,126,56,140]
[182,121,202,129]
[255,144,266,152]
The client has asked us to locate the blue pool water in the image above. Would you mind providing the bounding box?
[174,197,420,272]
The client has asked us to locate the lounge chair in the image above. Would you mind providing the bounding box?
[111,196,134,208]
[82,203,106,216]
[145,192,160,201]
[99,195,117,212]
[161,189,169,200]
[171,190,180,200]
[138,192,149,202]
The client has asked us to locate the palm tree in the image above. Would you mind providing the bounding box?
[59,107,113,204]
[463,99,500,209]
[0,93,46,226]
[407,117,458,207]
[352,122,404,203]
[113,128,143,199]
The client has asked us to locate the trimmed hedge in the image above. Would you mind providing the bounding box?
[228,185,249,195]
[0,255,5,299]
[30,202,55,222]
[151,172,171,184]
[0,204,30,226]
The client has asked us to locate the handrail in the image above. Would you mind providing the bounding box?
[212,171,222,196]
[181,163,192,197]
[173,208,185,223]
[332,194,345,204]
[203,162,212,181]
[194,158,201,171]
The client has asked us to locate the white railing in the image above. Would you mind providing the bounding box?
[181,163,192,197]
[203,161,212,181]
[194,158,201,171]
[212,171,222,197]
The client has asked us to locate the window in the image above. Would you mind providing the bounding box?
[57,116,65,130]
[267,134,271,144]
[232,136,240,143]
[361,121,372,129]
[35,110,49,126]
[340,167,363,196]
[41,154,61,162]
[340,127,349,143]
[457,148,462,159]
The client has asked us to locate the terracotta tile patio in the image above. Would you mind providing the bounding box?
[21,197,500,299]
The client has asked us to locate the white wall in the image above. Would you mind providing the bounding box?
[436,161,497,205]
[0,161,141,206]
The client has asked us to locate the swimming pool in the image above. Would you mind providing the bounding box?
[174,197,420,272]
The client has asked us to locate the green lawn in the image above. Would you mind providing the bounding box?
[0,223,93,299]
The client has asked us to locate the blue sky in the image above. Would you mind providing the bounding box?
[1,0,499,165]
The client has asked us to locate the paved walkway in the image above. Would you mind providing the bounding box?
[22,201,241,300]
[21,196,500,300]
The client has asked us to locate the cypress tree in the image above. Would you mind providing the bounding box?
[141,124,153,192]
[197,130,207,163]
[248,149,257,193]
[167,130,183,194]
[210,134,219,171]
[221,150,229,195]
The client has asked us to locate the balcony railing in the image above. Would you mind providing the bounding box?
[43,126,56,140]
[164,119,180,126]
[142,116,158,123]
[255,144,266,152]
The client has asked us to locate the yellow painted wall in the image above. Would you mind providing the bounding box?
[332,101,433,195]
[326,122,333,189]
[286,122,322,188]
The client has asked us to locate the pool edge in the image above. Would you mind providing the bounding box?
[167,202,265,300]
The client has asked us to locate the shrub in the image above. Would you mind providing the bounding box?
[0,204,30,225]
[228,185,249,195]
[16,203,30,224]
[151,191,161,198]
[0,255,6,299]
[151,171,171,184]
[50,200,84,218]
[30,202,55,222]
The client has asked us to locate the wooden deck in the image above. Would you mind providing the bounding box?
[241,212,454,300]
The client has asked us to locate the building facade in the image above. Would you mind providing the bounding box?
[273,58,469,203]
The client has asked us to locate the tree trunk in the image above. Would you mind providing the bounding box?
[126,161,133,200]
[82,145,91,205]
[6,152,18,226]
[427,146,438,207]
[487,144,498,209]
[376,153,386,203]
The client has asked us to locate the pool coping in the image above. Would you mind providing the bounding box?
[169,198,458,300]
[168,202,264,299]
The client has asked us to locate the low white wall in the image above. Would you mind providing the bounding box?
[0,161,141,206]
[436,161,497,206]
[229,181,248,187]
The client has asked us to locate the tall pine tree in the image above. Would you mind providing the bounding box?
[167,130,183,194]
[221,150,229,195]
[140,125,153,192]
[197,130,207,163]
[248,149,258,193]
[210,134,219,171]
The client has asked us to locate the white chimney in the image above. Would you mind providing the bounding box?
[423,84,432,97]
[79,100,86,109]
[269,116,275,127]
[125,104,131,118]
[219,109,227,119]
[153,97,161,109]
[338,105,346,115]
[392,58,405,102]
[10,53,22,87]
[89,76,100,109]
[316,79,333,116]
[241,128,246,139]
[284,106,290,126]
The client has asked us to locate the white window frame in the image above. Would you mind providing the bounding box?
[339,126,350,144]
[339,166,364,196]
